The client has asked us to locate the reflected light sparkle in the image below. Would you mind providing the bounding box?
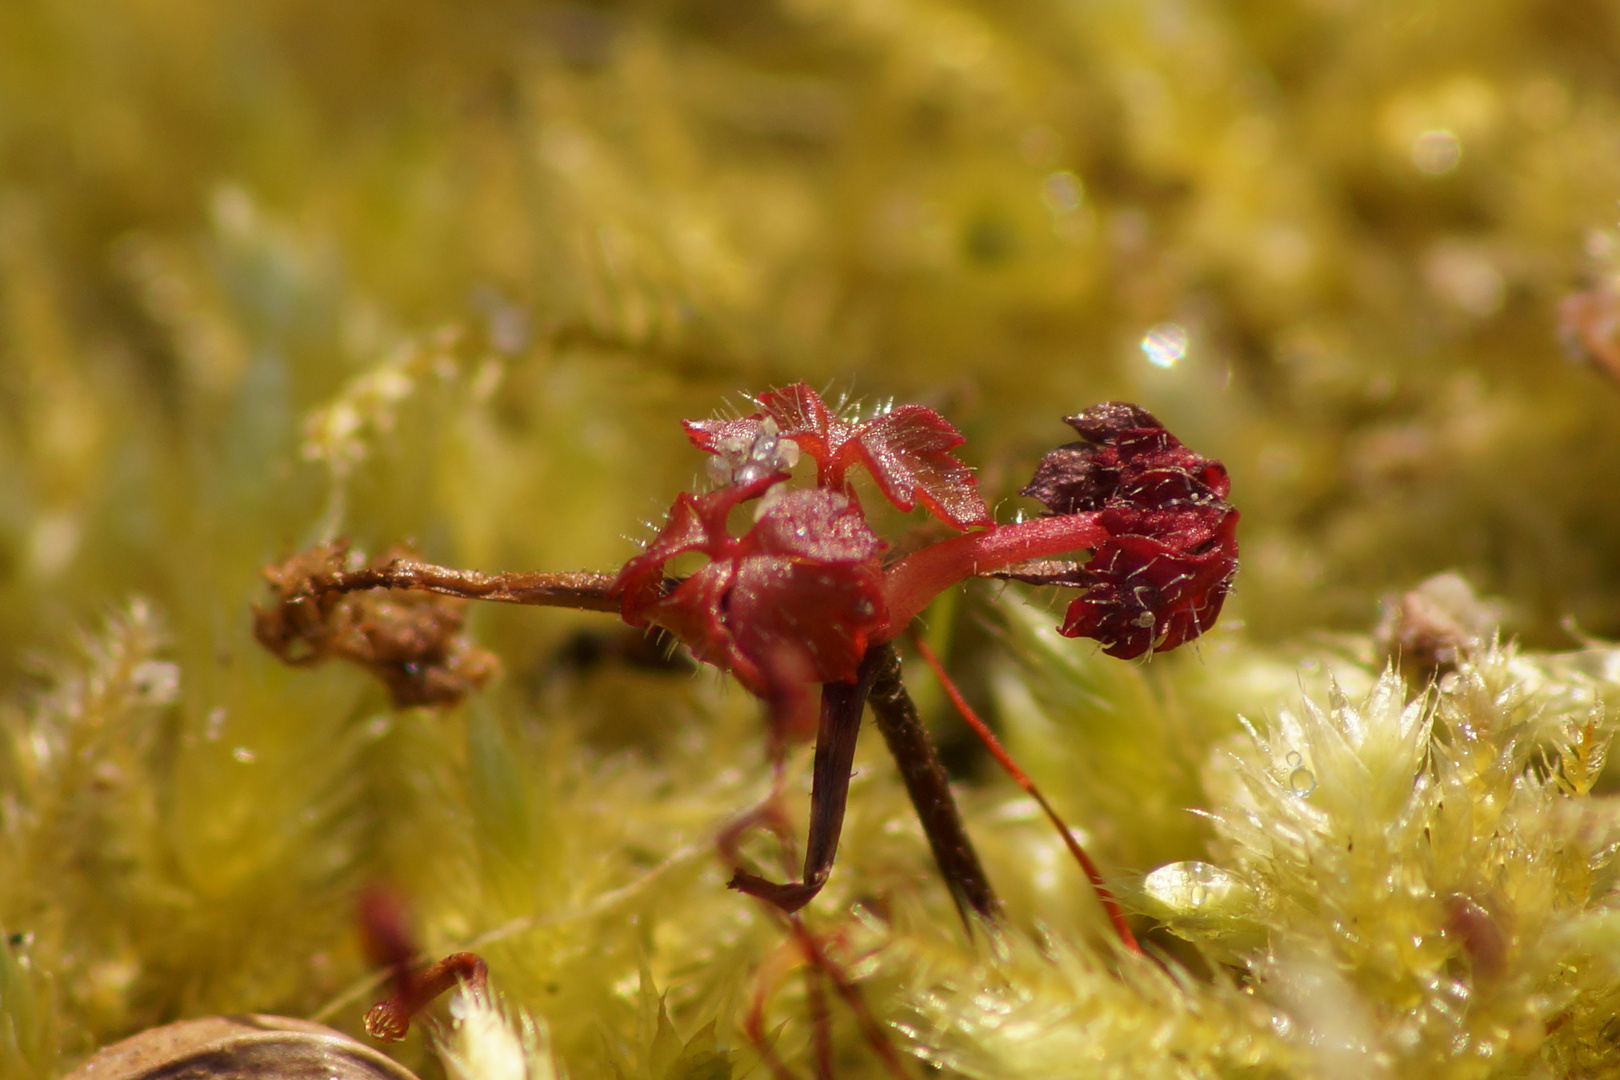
[1141,322,1189,369]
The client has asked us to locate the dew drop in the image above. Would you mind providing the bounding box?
[1140,322,1189,369]
[1289,766,1317,797]
[1285,750,1302,767]
[1141,860,1252,918]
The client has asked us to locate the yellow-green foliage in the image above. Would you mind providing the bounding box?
[5,0,1620,1078]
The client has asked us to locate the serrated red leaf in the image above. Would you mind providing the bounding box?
[684,383,988,529]
[754,383,845,462]
[853,405,992,529]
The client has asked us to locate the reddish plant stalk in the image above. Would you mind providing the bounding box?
[364,952,490,1041]
[863,645,1001,927]
[358,885,491,1041]
[743,916,912,1080]
[909,632,1142,955]
[805,957,835,1080]
[329,561,620,612]
[879,514,1107,637]
[728,643,1001,926]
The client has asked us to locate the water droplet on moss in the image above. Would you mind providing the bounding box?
[1289,766,1317,796]
[1142,861,1252,920]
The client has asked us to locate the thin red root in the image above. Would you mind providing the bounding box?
[909,632,1142,955]
[743,915,913,1080]
[787,918,912,1080]
[744,937,811,1080]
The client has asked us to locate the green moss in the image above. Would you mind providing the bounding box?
[5,1,1620,1076]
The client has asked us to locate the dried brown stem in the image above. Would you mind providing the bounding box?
[910,631,1141,954]
[731,643,1001,928]
[333,560,621,612]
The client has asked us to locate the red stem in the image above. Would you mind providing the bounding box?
[909,632,1142,955]
[787,919,914,1080]
[878,514,1106,639]
[364,951,490,1041]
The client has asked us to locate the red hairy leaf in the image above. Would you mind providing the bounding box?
[685,383,990,529]
[852,405,991,528]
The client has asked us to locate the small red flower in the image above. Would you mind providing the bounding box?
[1015,403,1239,658]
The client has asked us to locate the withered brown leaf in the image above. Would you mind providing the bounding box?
[254,541,500,707]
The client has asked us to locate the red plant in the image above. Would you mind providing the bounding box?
[614,476,889,745]
[257,383,1238,1035]
[622,389,1237,690]
[614,387,1236,919]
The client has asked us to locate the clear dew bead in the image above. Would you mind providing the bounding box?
[1289,766,1318,797]
[1141,861,1253,921]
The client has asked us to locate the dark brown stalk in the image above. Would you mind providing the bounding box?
[865,643,1001,929]
[729,648,884,911]
[909,632,1141,954]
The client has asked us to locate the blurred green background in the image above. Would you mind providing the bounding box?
[4,0,1620,1075]
[4,0,1620,664]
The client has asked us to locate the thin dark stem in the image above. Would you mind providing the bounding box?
[334,561,622,612]
[865,643,1001,929]
[803,940,834,1080]
[729,649,882,912]
[909,632,1142,954]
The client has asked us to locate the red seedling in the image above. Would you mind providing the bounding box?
[258,386,1238,939]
